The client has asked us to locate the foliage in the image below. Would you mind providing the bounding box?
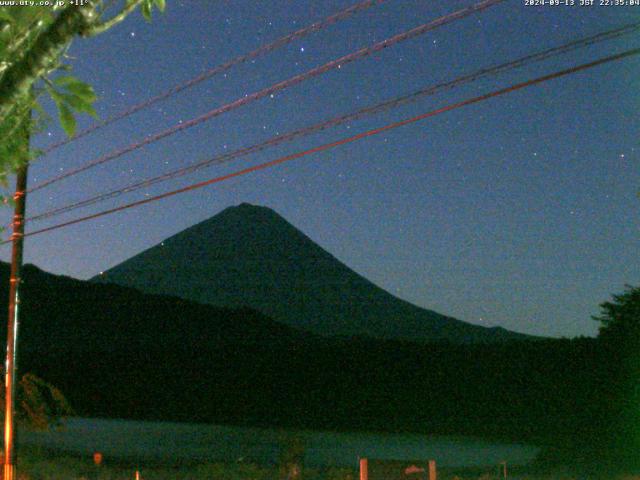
[593,285,640,345]
[9,453,633,480]
[45,75,97,137]
[0,373,73,431]
[278,433,305,480]
[0,455,355,480]
[589,285,640,470]
[0,0,166,180]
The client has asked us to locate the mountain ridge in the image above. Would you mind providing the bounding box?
[0,261,594,439]
[93,203,532,343]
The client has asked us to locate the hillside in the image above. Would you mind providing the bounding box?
[94,203,530,343]
[0,262,608,446]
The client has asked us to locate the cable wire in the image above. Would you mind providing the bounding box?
[28,0,505,194]
[8,46,638,244]
[26,21,640,223]
[40,0,387,154]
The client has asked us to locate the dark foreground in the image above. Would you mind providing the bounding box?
[14,447,639,480]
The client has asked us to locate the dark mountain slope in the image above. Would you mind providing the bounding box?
[0,262,319,423]
[9,263,308,353]
[0,262,606,444]
[94,203,530,343]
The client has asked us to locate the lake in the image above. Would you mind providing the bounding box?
[20,417,539,468]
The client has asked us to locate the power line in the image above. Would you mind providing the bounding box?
[26,21,640,224]
[9,46,638,245]
[40,0,387,154]
[28,0,505,194]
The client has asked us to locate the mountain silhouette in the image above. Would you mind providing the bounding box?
[94,203,529,343]
[0,262,602,441]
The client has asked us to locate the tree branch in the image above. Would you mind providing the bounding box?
[0,4,96,124]
[83,0,144,37]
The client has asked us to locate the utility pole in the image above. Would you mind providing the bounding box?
[3,154,28,480]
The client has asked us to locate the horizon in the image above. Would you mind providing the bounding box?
[9,200,609,340]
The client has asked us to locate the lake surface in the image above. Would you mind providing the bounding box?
[20,417,539,468]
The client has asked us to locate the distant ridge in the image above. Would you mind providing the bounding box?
[0,262,587,439]
[93,203,531,343]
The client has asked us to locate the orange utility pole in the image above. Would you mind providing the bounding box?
[4,161,28,480]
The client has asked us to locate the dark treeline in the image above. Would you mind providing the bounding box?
[0,263,637,471]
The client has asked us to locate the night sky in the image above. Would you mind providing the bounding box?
[1,0,638,338]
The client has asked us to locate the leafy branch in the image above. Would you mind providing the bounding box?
[45,75,97,137]
[0,0,167,176]
[0,373,74,430]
